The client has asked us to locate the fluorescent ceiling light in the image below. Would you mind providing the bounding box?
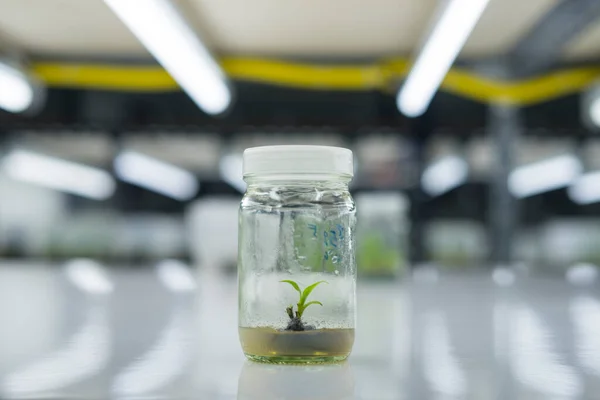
[397,0,491,117]
[568,170,600,204]
[422,155,468,196]
[509,155,581,198]
[104,0,231,115]
[114,151,199,201]
[589,97,600,128]
[219,154,245,193]
[1,149,115,200]
[0,62,34,113]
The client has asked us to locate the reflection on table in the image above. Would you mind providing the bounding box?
[0,261,599,399]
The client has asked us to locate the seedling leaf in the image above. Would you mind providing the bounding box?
[280,279,328,323]
[304,300,323,307]
[300,280,327,305]
[280,279,301,296]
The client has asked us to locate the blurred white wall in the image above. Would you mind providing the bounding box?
[0,174,66,256]
[115,214,187,260]
[186,197,240,272]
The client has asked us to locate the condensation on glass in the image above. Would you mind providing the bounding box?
[238,145,356,364]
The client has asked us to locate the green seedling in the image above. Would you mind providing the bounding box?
[280,279,327,331]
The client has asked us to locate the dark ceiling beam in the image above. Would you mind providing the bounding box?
[509,0,600,77]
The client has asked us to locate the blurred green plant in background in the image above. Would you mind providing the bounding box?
[357,232,404,277]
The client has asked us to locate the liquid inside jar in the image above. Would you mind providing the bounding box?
[239,327,355,363]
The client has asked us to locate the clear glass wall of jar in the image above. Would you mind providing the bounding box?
[238,146,356,364]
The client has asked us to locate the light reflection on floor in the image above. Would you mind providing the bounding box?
[0,261,599,399]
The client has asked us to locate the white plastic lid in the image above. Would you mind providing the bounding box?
[243,145,353,179]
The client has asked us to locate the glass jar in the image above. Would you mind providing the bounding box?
[238,145,356,364]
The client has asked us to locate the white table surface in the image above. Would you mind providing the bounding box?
[0,261,599,399]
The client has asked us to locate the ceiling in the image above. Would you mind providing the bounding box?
[0,0,598,63]
[563,21,600,61]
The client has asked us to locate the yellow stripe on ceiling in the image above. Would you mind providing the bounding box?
[31,58,600,106]
[32,63,178,91]
[442,66,600,105]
